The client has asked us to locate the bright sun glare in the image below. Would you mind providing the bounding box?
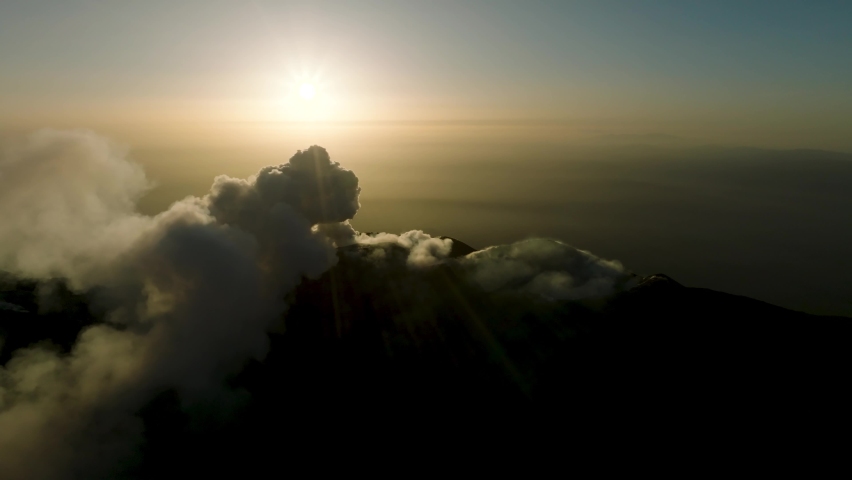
[276,70,337,122]
[299,83,316,100]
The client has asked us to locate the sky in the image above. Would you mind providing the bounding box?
[0,1,851,316]
[1,0,852,150]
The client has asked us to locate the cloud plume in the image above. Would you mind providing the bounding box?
[0,131,359,479]
[355,230,453,267]
[0,130,634,478]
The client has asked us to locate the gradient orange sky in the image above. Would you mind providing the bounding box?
[1,0,851,151]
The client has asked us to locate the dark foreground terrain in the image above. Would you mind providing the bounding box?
[1,239,850,474]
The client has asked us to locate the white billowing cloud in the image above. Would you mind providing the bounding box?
[459,238,632,301]
[349,233,631,300]
[207,145,360,227]
[315,220,358,248]
[0,129,151,284]
[204,145,361,286]
[0,132,360,480]
[356,230,452,267]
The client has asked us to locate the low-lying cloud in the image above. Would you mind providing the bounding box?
[460,238,633,301]
[352,233,632,300]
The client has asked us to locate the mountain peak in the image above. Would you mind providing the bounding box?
[632,273,685,291]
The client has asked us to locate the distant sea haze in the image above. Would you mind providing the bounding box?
[132,143,852,317]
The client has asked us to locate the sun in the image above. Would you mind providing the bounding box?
[299,83,316,100]
[272,70,339,122]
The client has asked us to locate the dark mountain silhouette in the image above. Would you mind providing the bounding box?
[441,236,477,257]
[1,240,849,474]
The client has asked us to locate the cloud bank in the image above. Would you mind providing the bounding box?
[351,233,632,300]
[460,238,633,301]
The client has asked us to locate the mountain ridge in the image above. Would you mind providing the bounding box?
[0,237,849,474]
